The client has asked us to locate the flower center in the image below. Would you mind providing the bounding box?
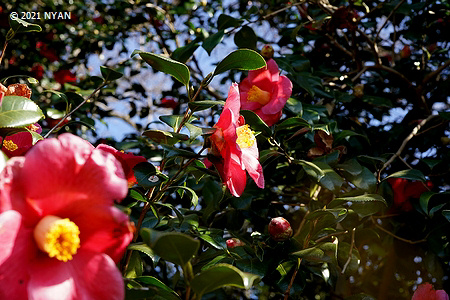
[33,215,81,262]
[247,85,271,106]
[236,125,256,149]
[3,140,18,152]
[26,124,39,132]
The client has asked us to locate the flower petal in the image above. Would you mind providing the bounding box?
[223,83,241,122]
[266,59,280,83]
[0,211,36,300]
[20,134,127,222]
[261,75,292,115]
[73,206,133,263]
[248,66,272,91]
[225,159,247,197]
[28,251,124,300]
[0,157,26,214]
[241,145,264,188]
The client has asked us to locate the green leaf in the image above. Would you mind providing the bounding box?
[295,159,325,180]
[125,251,143,278]
[217,14,243,30]
[285,98,303,115]
[276,117,310,132]
[329,194,387,217]
[338,242,360,274]
[384,169,426,182]
[166,186,198,207]
[133,162,166,188]
[132,50,190,86]
[240,110,272,136]
[329,194,387,208]
[337,159,363,176]
[295,73,324,97]
[143,129,189,145]
[159,115,197,132]
[439,111,450,120]
[334,130,370,144]
[0,96,44,128]
[419,191,435,215]
[202,30,225,55]
[141,229,200,267]
[234,25,257,50]
[346,167,377,191]
[134,276,179,297]
[213,49,266,76]
[291,242,337,263]
[190,264,259,299]
[100,66,123,81]
[128,243,158,262]
[443,210,450,222]
[9,17,42,37]
[304,161,344,192]
[171,40,200,63]
[185,123,215,142]
[188,100,225,111]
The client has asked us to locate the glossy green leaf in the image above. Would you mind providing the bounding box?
[188,100,225,111]
[240,110,272,136]
[334,130,370,144]
[133,162,166,188]
[9,17,42,37]
[0,96,44,128]
[291,242,337,263]
[217,14,243,30]
[132,50,190,86]
[134,276,179,297]
[141,229,200,267]
[303,161,344,192]
[276,117,310,131]
[159,115,197,132]
[171,40,200,63]
[329,195,387,217]
[419,191,435,215]
[285,98,303,115]
[213,49,266,76]
[190,264,259,299]
[100,66,123,81]
[234,25,257,50]
[166,185,198,207]
[202,30,225,55]
[125,251,143,278]
[384,169,426,182]
[442,210,450,222]
[346,167,377,191]
[143,129,189,145]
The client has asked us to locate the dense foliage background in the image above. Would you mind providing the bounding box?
[1,0,449,299]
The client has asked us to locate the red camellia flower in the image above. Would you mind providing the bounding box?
[36,41,59,62]
[96,144,147,187]
[412,283,449,300]
[0,124,41,158]
[239,59,292,126]
[31,64,45,81]
[0,134,133,300]
[54,69,77,86]
[268,217,293,242]
[388,178,433,212]
[157,97,178,109]
[210,83,264,197]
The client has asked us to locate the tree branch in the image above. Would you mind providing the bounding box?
[374,0,406,42]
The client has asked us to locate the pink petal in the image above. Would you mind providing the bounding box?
[241,145,264,188]
[0,211,36,300]
[223,83,241,122]
[261,75,292,115]
[2,132,33,157]
[28,251,124,300]
[0,157,27,216]
[225,159,247,197]
[73,206,133,263]
[412,283,435,300]
[20,134,127,222]
[436,290,449,300]
[257,110,283,127]
[248,66,272,90]
[241,99,262,111]
[239,78,252,92]
[266,59,280,83]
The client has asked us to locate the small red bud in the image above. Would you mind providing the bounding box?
[268,217,293,242]
[261,45,274,60]
[226,238,245,248]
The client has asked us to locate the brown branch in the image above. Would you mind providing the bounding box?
[0,41,7,66]
[374,0,406,42]
[341,228,356,274]
[284,258,302,300]
[314,231,348,244]
[419,59,450,89]
[380,114,437,173]
[325,33,354,58]
[356,28,382,65]
[371,217,427,245]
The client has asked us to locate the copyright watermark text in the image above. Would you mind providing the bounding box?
[10,11,72,20]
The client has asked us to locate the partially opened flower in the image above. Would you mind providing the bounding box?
[209,83,264,197]
[0,133,133,300]
[388,178,433,212]
[96,144,147,187]
[0,124,42,158]
[412,283,449,300]
[239,59,292,126]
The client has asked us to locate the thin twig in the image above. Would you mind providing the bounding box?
[374,0,406,42]
[419,59,450,89]
[284,258,302,300]
[371,217,427,244]
[0,41,8,66]
[43,82,107,138]
[314,231,348,244]
[341,228,356,274]
[380,114,437,173]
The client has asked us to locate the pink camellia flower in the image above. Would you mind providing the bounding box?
[239,59,292,126]
[226,238,245,248]
[0,133,133,300]
[209,83,264,197]
[412,283,449,300]
[96,144,147,187]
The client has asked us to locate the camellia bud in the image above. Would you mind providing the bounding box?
[353,84,364,98]
[261,45,274,60]
[268,217,293,242]
[226,238,245,248]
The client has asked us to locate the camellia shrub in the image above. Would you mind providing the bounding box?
[0,1,449,299]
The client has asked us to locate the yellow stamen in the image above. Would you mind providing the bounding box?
[3,140,18,152]
[247,85,271,106]
[236,125,256,149]
[33,215,81,262]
